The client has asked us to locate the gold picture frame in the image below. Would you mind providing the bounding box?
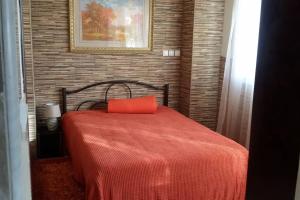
[69,0,153,53]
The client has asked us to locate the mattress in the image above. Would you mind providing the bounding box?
[62,106,248,200]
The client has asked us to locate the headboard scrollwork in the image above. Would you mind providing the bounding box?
[61,80,169,114]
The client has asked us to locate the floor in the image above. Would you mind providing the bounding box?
[31,157,84,200]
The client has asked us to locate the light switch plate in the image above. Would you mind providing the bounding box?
[175,49,181,56]
[168,50,175,56]
[163,50,169,57]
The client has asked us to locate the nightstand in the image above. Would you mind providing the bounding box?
[37,126,64,159]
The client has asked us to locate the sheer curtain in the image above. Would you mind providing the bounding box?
[217,0,262,148]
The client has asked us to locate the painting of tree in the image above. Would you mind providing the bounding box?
[81,1,120,40]
[70,0,152,51]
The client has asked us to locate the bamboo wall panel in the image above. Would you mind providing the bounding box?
[25,0,225,141]
[180,0,225,130]
[179,0,195,116]
[30,0,183,131]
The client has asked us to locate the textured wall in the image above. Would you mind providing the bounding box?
[180,0,225,130]
[190,0,224,130]
[25,0,225,141]
[217,56,226,109]
[30,0,183,137]
[179,0,195,116]
[23,0,36,141]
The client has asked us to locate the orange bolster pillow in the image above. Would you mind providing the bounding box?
[108,96,158,114]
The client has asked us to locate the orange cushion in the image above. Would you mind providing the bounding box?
[108,96,158,114]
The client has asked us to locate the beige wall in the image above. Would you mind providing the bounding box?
[30,0,183,138]
[189,0,225,130]
[180,0,225,130]
[179,0,195,116]
[25,0,225,141]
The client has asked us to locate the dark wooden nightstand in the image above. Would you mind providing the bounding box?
[37,126,64,159]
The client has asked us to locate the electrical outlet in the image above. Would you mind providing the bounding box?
[163,50,169,56]
[168,50,175,57]
[175,49,181,56]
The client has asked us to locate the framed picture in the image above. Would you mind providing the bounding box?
[69,0,153,53]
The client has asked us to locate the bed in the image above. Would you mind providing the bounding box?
[61,80,248,200]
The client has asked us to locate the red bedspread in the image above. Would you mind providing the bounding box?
[62,106,248,200]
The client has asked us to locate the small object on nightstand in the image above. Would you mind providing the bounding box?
[37,126,64,159]
[44,103,61,131]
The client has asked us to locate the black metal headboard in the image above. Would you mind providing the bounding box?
[61,80,169,114]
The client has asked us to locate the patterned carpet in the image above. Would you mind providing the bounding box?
[31,158,84,200]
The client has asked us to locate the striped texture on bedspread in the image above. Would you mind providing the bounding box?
[62,106,248,200]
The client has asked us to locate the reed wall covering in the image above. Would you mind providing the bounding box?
[179,0,195,117]
[189,0,225,129]
[23,0,225,141]
[180,0,225,129]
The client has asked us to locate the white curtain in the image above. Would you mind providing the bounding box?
[217,0,262,148]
